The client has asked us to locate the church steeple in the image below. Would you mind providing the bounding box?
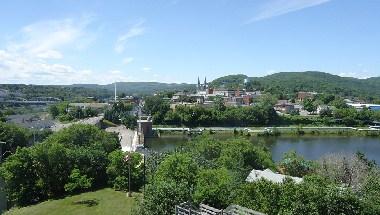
[197,77,201,90]
[203,77,207,90]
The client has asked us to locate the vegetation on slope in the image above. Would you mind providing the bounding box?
[211,71,380,101]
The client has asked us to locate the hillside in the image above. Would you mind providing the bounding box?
[76,82,195,95]
[4,188,137,215]
[211,71,380,100]
[0,82,195,100]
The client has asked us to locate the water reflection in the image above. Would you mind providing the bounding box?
[145,135,380,164]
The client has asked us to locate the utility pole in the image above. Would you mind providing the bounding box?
[0,141,7,162]
[114,82,117,103]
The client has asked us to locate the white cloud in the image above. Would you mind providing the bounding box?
[122,57,134,65]
[7,15,94,59]
[141,67,152,72]
[247,0,331,23]
[0,50,134,84]
[0,16,123,85]
[114,21,145,53]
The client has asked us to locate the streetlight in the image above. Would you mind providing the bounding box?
[124,153,132,197]
[0,141,10,162]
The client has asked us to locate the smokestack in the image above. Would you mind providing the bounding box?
[114,82,117,102]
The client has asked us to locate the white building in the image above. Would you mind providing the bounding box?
[246,169,303,184]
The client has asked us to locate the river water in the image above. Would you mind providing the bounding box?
[145,135,380,163]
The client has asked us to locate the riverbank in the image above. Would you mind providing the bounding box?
[145,135,380,164]
[153,126,380,137]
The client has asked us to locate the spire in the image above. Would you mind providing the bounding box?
[204,77,207,90]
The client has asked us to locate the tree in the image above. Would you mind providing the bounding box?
[0,122,30,161]
[303,98,317,113]
[0,124,120,207]
[48,105,59,119]
[64,168,93,193]
[106,150,144,191]
[193,168,235,208]
[279,151,315,177]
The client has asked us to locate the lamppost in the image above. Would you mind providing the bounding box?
[0,141,10,162]
[124,153,132,197]
[31,126,36,144]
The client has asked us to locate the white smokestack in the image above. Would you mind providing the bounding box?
[114,82,117,102]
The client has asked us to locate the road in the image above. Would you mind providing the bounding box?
[106,126,142,152]
[51,115,104,132]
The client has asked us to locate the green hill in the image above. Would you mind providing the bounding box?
[211,71,380,101]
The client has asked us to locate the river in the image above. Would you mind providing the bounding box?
[145,135,380,163]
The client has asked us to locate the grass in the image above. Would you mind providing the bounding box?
[5,188,139,215]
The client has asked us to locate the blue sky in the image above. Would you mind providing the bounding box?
[0,0,379,84]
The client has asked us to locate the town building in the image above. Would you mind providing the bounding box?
[297,91,317,102]
[274,100,295,114]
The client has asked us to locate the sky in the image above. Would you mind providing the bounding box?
[0,0,379,85]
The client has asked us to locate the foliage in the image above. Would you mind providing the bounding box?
[49,102,98,122]
[303,98,317,113]
[193,168,235,208]
[248,71,380,101]
[104,102,136,129]
[0,122,30,161]
[64,169,93,193]
[106,151,144,191]
[279,151,315,177]
[234,176,362,215]
[0,124,120,207]
[136,136,275,214]
[143,96,170,124]
[210,74,248,89]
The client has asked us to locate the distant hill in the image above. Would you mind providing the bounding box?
[0,82,195,101]
[211,71,380,100]
[74,82,195,95]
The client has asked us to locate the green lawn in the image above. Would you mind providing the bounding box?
[5,188,139,215]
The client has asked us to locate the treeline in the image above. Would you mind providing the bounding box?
[144,95,279,127]
[49,102,98,122]
[134,135,380,215]
[211,72,380,102]
[0,84,112,101]
[0,125,143,207]
[104,102,137,129]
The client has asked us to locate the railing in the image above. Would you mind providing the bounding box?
[175,202,266,215]
[225,205,266,215]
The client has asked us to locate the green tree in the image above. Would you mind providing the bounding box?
[106,150,143,191]
[303,98,317,113]
[0,122,30,161]
[279,151,315,177]
[64,168,93,193]
[48,105,59,119]
[193,168,235,208]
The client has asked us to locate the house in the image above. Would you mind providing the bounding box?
[347,103,380,111]
[274,100,295,114]
[317,105,331,114]
[246,169,303,184]
[297,91,317,102]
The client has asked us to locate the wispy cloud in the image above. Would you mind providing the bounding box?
[122,57,134,65]
[0,16,129,84]
[114,21,145,54]
[246,0,331,23]
[7,15,95,59]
